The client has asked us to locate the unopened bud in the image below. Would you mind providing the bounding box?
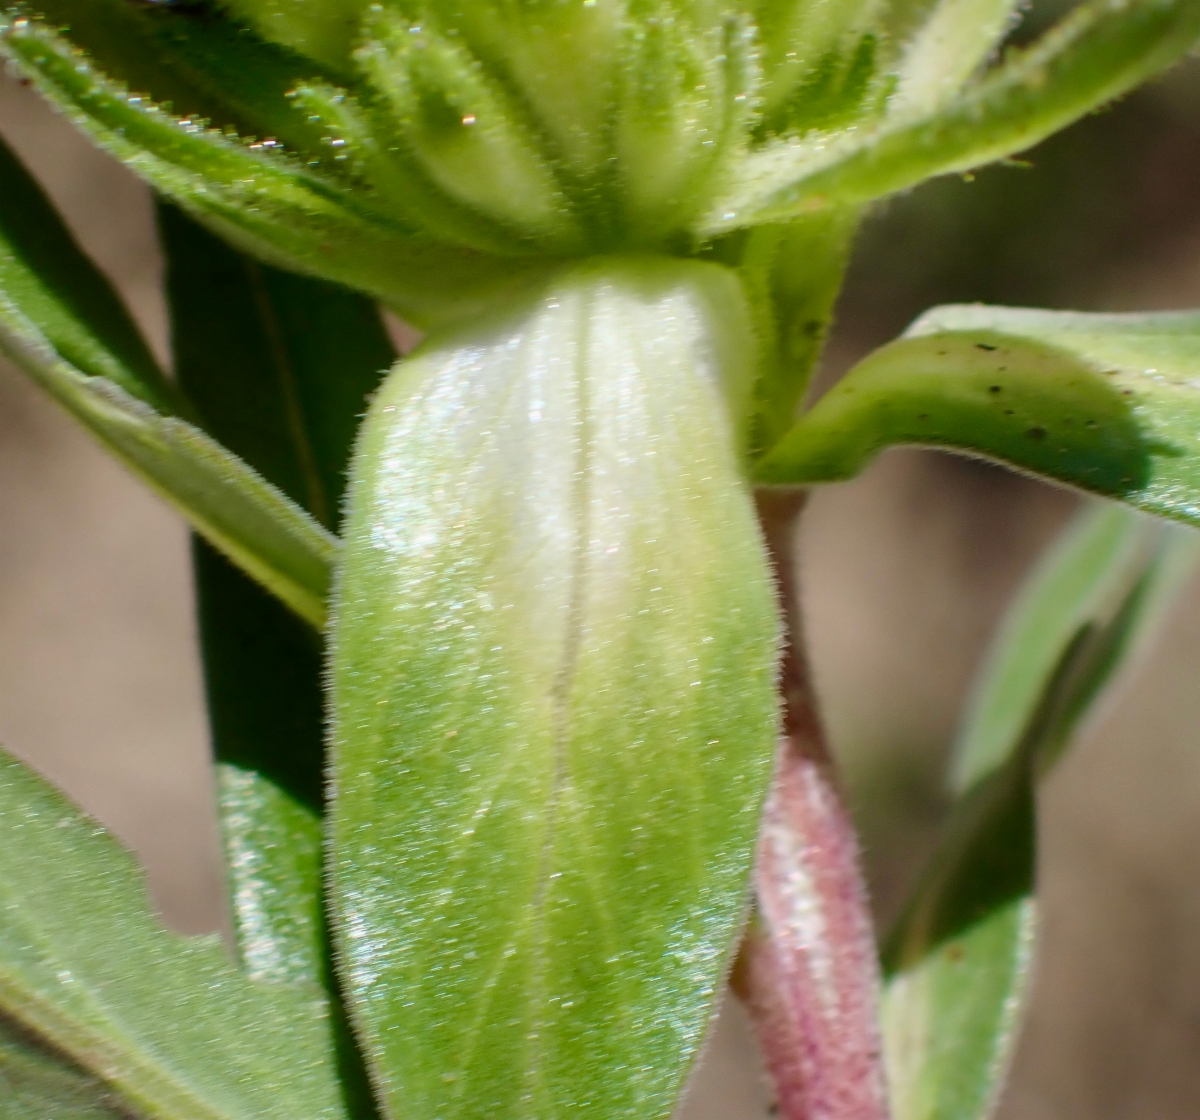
[359,13,580,250]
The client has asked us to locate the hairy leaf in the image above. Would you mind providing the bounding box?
[881,503,1198,1120]
[889,0,1023,114]
[0,136,336,626]
[709,0,1200,232]
[0,745,349,1120]
[331,259,779,1120]
[0,12,550,329]
[758,306,1200,534]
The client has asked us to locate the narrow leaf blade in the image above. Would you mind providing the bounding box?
[0,136,336,626]
[332,260,780,1120]
[160,202,392,985]
[758,306,1200,536]
[0,745,349,1120]
[881,503,1198,1120]
[709,0,1200,232]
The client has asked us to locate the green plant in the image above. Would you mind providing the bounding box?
[0,1,1198,1117]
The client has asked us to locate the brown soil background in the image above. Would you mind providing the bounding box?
[6,57,1200,1120]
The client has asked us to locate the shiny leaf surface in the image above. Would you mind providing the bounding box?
[331,258,780,1120]
[0,745,349,1120]
[0,137,336,626]
[758,306,1200,533]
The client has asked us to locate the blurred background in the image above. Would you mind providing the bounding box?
[3,13,1200,1118]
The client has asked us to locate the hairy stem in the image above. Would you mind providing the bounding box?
[738,489,890,1120]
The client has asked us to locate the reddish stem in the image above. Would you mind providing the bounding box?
[738,490,890,1120]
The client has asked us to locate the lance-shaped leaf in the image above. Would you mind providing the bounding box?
[707,0,1200,233]
[881,503,1198,1120]
[0,135,336,627]
[0,11,551,329]
[331,259,780,1120]
[758,306,1200,533]
[160,204,393,986]
[0,743,350,1120]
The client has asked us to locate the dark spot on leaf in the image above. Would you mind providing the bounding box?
[1027,426,1047,440]
[1085,419,1098,428]
[988,385,1003,394]
[976,342,998,352]
[946,944,965,963]
[1004,409,1014,416]
[916,413,929,421]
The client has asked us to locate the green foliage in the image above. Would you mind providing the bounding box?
[331,259,779,1120]
[0,136,336,626]
[759,306,1200,533]
[882,502,1198,1120]
[0,745,349,1119]
[0,1,1199,1119]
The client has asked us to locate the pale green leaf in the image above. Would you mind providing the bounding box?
[0,136,336,627]
[708,0,1200,232]
[881,503,1198,1120]
[331,259,780,1120]
[890,0,1024,114]
[951,502,1146,792]
[757,306,1200,536]
[0,745,349,1120]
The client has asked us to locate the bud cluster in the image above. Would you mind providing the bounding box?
[203,0,893,253]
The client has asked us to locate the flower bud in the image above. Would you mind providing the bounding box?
[614,3,756,238]
[357,12,581,250]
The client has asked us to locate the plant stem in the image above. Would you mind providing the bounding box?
[739,489,890,1120]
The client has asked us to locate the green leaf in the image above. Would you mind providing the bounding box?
[712,207,862,456]
[0,1016,127,1119]
[757,306,1200,535]
[708,0,1200,232]
[880,503,1198,1120]
[0,744,349,1120]
[160,205,392,1114]
[19,0,335,156]
[0,11,552,329]
[159,205,368,981]
[331,258,780,1120]
[889,0,1024,114]
[0,135,336,627]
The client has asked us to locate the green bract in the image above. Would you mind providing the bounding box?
[332,258,779,1120]
[4,0,1196,333]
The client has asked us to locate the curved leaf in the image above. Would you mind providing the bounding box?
[331,259,779,1120]
[758,306,1200,534]
[881,503,1198,1120]
[0,745,349,1120]
[707,0,1200,233]
[0,136,336,627]
[0,13,551,329]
